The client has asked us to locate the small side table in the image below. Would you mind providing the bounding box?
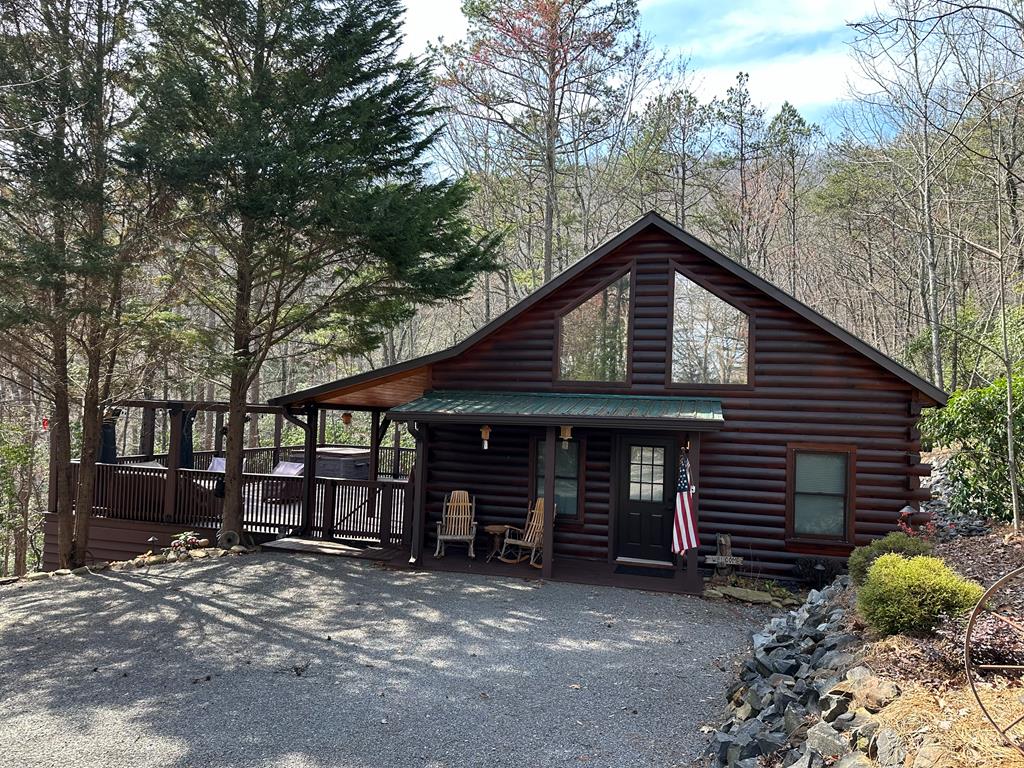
[482,524,510,562]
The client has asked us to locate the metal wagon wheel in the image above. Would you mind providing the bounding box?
[964,565,1024,756]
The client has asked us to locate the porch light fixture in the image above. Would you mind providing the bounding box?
[559,424,573,449]
[480,424,491,450]
[342,412,353,426]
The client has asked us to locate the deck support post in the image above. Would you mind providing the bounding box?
[213,412,224,456]
[139,406,156,459]
[368,410,380,522]
[162,404,183,523]
[272,413,283,466]
[391,422,402,478]
[542,426,556,579]
[302,405,319,538]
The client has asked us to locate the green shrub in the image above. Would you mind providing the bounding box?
[848,532,934,586]
[857,554,984,636]
[921,373,1024,522]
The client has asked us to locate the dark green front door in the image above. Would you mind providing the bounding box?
[616,437,675,563]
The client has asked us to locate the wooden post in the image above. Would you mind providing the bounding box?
[139,406,156,459]
[302,405,319,538]
[273,412,283,465]
[542,426,556,579]
[409,423,428,563]
[214,412,224,456]
[368,410,380,522]
[322,479,337,540]
[681,432,702,594]
[162,405,183,523]
[391,421,402,478]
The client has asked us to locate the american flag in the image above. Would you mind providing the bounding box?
[672,452,700,554]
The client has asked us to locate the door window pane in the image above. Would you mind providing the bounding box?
[628,445,665,502]
[792,451,849,539]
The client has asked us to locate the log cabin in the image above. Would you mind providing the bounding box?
[269,212,946,593]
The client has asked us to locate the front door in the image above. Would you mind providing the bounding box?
[615,437,676,563]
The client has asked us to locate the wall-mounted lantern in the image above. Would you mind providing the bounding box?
[480,424,492,450]
[559,424,573,449]
[342,412,353,426]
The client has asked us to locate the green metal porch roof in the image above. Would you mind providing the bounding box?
[387,390,724,430]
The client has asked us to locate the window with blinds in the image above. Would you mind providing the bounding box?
[787,445,854,542]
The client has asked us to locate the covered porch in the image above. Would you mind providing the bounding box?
[269,369,724,594]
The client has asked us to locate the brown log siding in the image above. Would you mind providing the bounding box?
[428,227,927,577]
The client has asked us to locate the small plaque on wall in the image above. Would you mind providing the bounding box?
[705,554,744,566]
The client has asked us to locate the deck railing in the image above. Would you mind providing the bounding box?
[71,443,414,547]
[111,443,415,478]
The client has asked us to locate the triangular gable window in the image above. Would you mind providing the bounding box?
[558,272,631,382]
[672,271,749,385]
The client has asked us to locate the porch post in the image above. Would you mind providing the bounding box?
[162,405,183,523]
[680,432,703,594]
[409,422,428,563]
[542,426,556,579]
[302,404,319,537]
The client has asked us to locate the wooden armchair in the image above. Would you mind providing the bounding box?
[434,490,477,559]
[498,497,549,569]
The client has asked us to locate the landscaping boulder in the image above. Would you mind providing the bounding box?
[806,721,851,758]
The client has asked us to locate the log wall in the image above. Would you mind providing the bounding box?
[428,226,931,577]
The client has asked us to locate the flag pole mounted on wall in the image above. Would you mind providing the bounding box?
[672,447,700,555]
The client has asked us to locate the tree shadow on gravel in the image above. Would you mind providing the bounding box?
[0,553,762,768]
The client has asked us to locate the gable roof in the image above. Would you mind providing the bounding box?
[271,211,947,408]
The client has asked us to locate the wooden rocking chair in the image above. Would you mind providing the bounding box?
[434,490,477,559]
[498,498,549,569]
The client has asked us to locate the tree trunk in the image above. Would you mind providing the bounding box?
[72,343,103,566]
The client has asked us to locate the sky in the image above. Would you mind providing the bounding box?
[400,0,882,131]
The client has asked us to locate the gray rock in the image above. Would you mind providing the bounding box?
[53,568,71,576]
[836,754,874,768]
[25,571,50,581]
[718,585,775,604]
[788,748,824,768]
[71,566,90,576]
[230,544,248,554]
[806,721,851,758]
[871,727,907,767]
[913,741,953,768]
[783,703,809,735]
[821,694,850,723]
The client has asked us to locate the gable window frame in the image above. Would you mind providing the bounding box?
[785,442,856,547]
[553,263,635,388]
[665,262,755,391]
[529,432,587,526]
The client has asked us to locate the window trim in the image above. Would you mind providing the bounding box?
[665,262,755,391]
[553,264,635,388]
[529,433,587,526]
[785,442,856,547]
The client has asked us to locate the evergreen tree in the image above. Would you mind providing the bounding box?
[135,0,497,538]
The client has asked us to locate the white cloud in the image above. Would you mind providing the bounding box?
[689,49,866,116]
[399,0,467,57]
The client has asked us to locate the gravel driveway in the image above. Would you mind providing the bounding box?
[0,553,763,768]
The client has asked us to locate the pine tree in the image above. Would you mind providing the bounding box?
[135,0,497,538]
